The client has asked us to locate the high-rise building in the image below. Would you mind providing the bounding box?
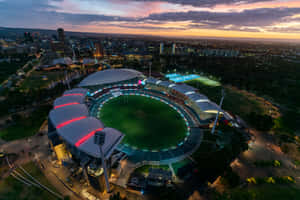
[51,41,64,54]
[94,42,104,57]
[57,28,65,43]
[172,43,176,55]
[159,43,164,55]
[24,32,33,42]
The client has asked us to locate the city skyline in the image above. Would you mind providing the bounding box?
[1,0,300,40]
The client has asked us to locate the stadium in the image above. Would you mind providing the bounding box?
[47,68,232,191]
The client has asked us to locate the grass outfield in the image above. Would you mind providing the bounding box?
[99,95,187,150]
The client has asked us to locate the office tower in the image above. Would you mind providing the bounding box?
[160,43,164,55]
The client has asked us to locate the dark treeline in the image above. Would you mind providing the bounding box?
[149,55,300,133]
[156,55,299,108]
[0,78,82,117]
[0,53,34,82]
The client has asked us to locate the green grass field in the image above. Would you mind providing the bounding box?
[20,71,65,91]
[186,76,221,86]
[99,95,187,150]
[134,164,169,174]
[0,105,51,141]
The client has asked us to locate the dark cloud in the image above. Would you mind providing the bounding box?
[57,7,300,29]
[0,0,300,33]
[0,0,60,10]
[0,0,64,27]
[132,0,274,7]
[59,12,135,25]
[143,7,300,28]
[188,23,261,32]
[267,27,300,33]
[115,24,187,30]
[0,0,136,27]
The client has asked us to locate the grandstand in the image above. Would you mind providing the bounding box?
[79,68,144,89]
[47,68,233,191]
[145,77,231,120]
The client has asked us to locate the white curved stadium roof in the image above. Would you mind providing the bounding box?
[79,127,124,158]
[170,83,198,94]
[196,101,221,113]
[79,68,143,87]
[63,88,88,96]
[56,117,123,158]
[49,104,89,128]
[144,77,225,116]
[53,95,86,108]
[57,117,104,145]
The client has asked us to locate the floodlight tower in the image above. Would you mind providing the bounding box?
[71,44,78,63]
[149,61,152,77]
[211,89,225,134]
[64,70,71,90]
[94,131,110,192]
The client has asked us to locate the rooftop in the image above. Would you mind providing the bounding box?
[56,117,123,158]
[79,68,143,87]
[49,104,89,129]
[53,95,86,109]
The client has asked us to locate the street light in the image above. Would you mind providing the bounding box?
[94,131,110,192]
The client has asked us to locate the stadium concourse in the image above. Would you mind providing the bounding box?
[47,68,233,190]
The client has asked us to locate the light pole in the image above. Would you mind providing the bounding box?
[211,89,225,134]
[64,70,70,90]
[94,131,110,192]
[149,61,152,77]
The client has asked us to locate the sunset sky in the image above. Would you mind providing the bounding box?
[1,0,300,40]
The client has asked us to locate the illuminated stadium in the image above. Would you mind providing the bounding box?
[47,68,232,190]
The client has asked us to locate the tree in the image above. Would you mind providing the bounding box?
[63,196,70,200]
[247,112,274,131]
[109,192,127,200]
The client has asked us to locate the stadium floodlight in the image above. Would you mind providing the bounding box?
[149,61,152,77]
[64,70,71,90]
[211,89,225,134]
[94,131,110,192]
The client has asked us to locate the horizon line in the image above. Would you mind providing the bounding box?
[1,26,300,44]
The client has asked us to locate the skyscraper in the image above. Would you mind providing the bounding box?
[57,28,65,43]
[94,42,104,57]
[172,43,176,55]
[159,42,164,55]
[52,28,66,55]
